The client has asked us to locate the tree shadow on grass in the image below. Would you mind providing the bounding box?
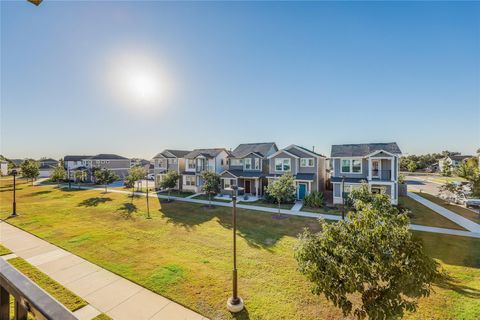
[117,202,138,219]
[158,199,213,229]
[78,197,112,207]
[30,190,52,196]
[435,273,480,299]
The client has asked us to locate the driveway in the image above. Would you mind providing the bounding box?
[404,174,442,195]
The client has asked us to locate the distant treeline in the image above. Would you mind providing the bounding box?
[399,151,460,172]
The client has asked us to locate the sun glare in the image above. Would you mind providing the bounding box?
[106,50,171,111]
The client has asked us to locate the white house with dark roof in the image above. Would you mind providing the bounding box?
[438,155,472,173]
[38,158,59,178]
[330,142,402,205]
[266,144,326,200]
[220,142,278,197]
[152,150,191,189]
[182,148,229,193]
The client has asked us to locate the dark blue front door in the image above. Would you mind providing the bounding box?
[298,184,307,200]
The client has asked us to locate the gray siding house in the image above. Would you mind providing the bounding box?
[64,154,130,181]
[330,142,402,205]
[266,145,326,200]
[152,150,191,189]
[182,148,229,193]
[220,142,278,196]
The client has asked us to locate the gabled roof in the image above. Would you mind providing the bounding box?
[90,154,129,160]
[184,148,228,159]
[153,149,191,159]
[267,144,324,159]
[230,142,278,158]
[38,158,58,163]
[331,143,402,157]
[64,155,92,161]
[448,155,472,161]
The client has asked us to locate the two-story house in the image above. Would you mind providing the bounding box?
[182,148,229,193]
[152,150,191,189]
[37,158,59,178]
[64,154,130,181]
[266,145,326,200]
[64,155,92,181]
[219,142,278,196]
[438,155,472,173]
[330,142,402,205]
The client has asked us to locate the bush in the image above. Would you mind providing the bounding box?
[303,191,324,208]
[264,190,295,204]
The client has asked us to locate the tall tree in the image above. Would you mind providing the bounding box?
[265,173,296,215]
[94,168,119,193]
[160,170,181,202]
[125,166,147,196]
[74,170,86,189]
[441,160,452,177]
[295,184,440,319]
[200,171,221,207]
[50,166,66,187]
[20,159,40,185]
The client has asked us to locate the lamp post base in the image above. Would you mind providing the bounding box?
[227,296,244,313]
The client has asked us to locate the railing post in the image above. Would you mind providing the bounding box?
[14,299,28,320]
[0,286,10,320]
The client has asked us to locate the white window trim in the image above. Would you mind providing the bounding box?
[274,158,291,172]
[340,159,362,174]
[254,158,260,170]
[244,158,252,170]
[300,158,314,167]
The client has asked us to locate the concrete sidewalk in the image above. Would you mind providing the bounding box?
[407,192,480,233]
[0,222,207,320]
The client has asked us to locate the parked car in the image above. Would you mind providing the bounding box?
[465,199,480,209]
[147,173,155,180]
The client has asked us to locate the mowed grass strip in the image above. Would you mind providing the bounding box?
[0,244,12,256]
[398,196,465,230]
[0,179,479,320]
[7,257,87,312]
[414,192,480,224]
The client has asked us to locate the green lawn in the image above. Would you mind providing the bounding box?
[158,190,195,198]
[192,194,232,202]
[6,257,87,312]
[239,199,294,210]
[0,179,479,320]
[300,206,342,215]
[430,176,468,184]
[0,244,12,255]
[414,192,480,224]
[398,196,465,230]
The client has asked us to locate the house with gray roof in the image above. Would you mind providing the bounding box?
[63,154,130,182]
[266,144,327,200]
[219,142,278,197]
[38,158,59,178]
[330,142,402,205]
[181,148,230,193]
[438,154,472,173]
[152,150,191,189]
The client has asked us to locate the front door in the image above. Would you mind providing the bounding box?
[298,183,307,200]
[244,180,251,193]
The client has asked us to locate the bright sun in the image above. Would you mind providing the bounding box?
[106,50,170,111]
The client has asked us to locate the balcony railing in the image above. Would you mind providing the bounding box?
[195,165,215,173]
[370,169,392,180]
[0,259,78,320]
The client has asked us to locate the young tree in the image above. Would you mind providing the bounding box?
[94,168,119,193]
[407,160,417,173]
[50,165,66,187]
[265,173,296,215]
[295,187,441,320]
[74,170,86,189]
[160,170,181,202]
[20,159,40,185]
[125,166,146,197]
[200,171,221,207]
[441,160,452,177]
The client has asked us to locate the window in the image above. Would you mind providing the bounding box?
[300,158,314,167]
[244,158,252,170]
[223,178,236,189]
[341,160,351,173]
[96,160,100,164]
[185,176,195,186]
[254,158,260,170]
[275,158,291,171]
[341,159,362,173]
[352,160,361,173]
[230,159,244,166]
[187,159,195,169]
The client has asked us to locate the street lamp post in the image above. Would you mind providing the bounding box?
[11,169,18,217]
[226,185,244,313]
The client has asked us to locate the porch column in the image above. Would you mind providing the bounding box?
[390,157,395,181]
[255,179,259,196]
[308,181,311,194]
[368,157,372,180]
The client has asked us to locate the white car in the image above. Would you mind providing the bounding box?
[465,199,480,209]
[147,173,155,180]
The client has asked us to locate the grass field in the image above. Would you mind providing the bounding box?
[239,199,294,210]
[0,244,12,255]
[414,192,480,224]
[1,179,479,320]
[398,196,465,230]
[192,194,233,202]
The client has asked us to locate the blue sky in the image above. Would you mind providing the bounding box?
[1,1,479,159]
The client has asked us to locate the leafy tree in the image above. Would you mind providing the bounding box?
[407,160,417,173]
[20,159,40,185]
[94,168,119,193]
[200,171,221,207]
[303,191,324,209]
[265,173,296,215]
[125,166,146,197]
[74,170,86,189]
[456,159,478,181]
[160,170,180,202]
[441,160,452,177]
[295,186,441,319]
[50,166,66,187]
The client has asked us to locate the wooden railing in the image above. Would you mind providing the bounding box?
[0,259,78,320]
